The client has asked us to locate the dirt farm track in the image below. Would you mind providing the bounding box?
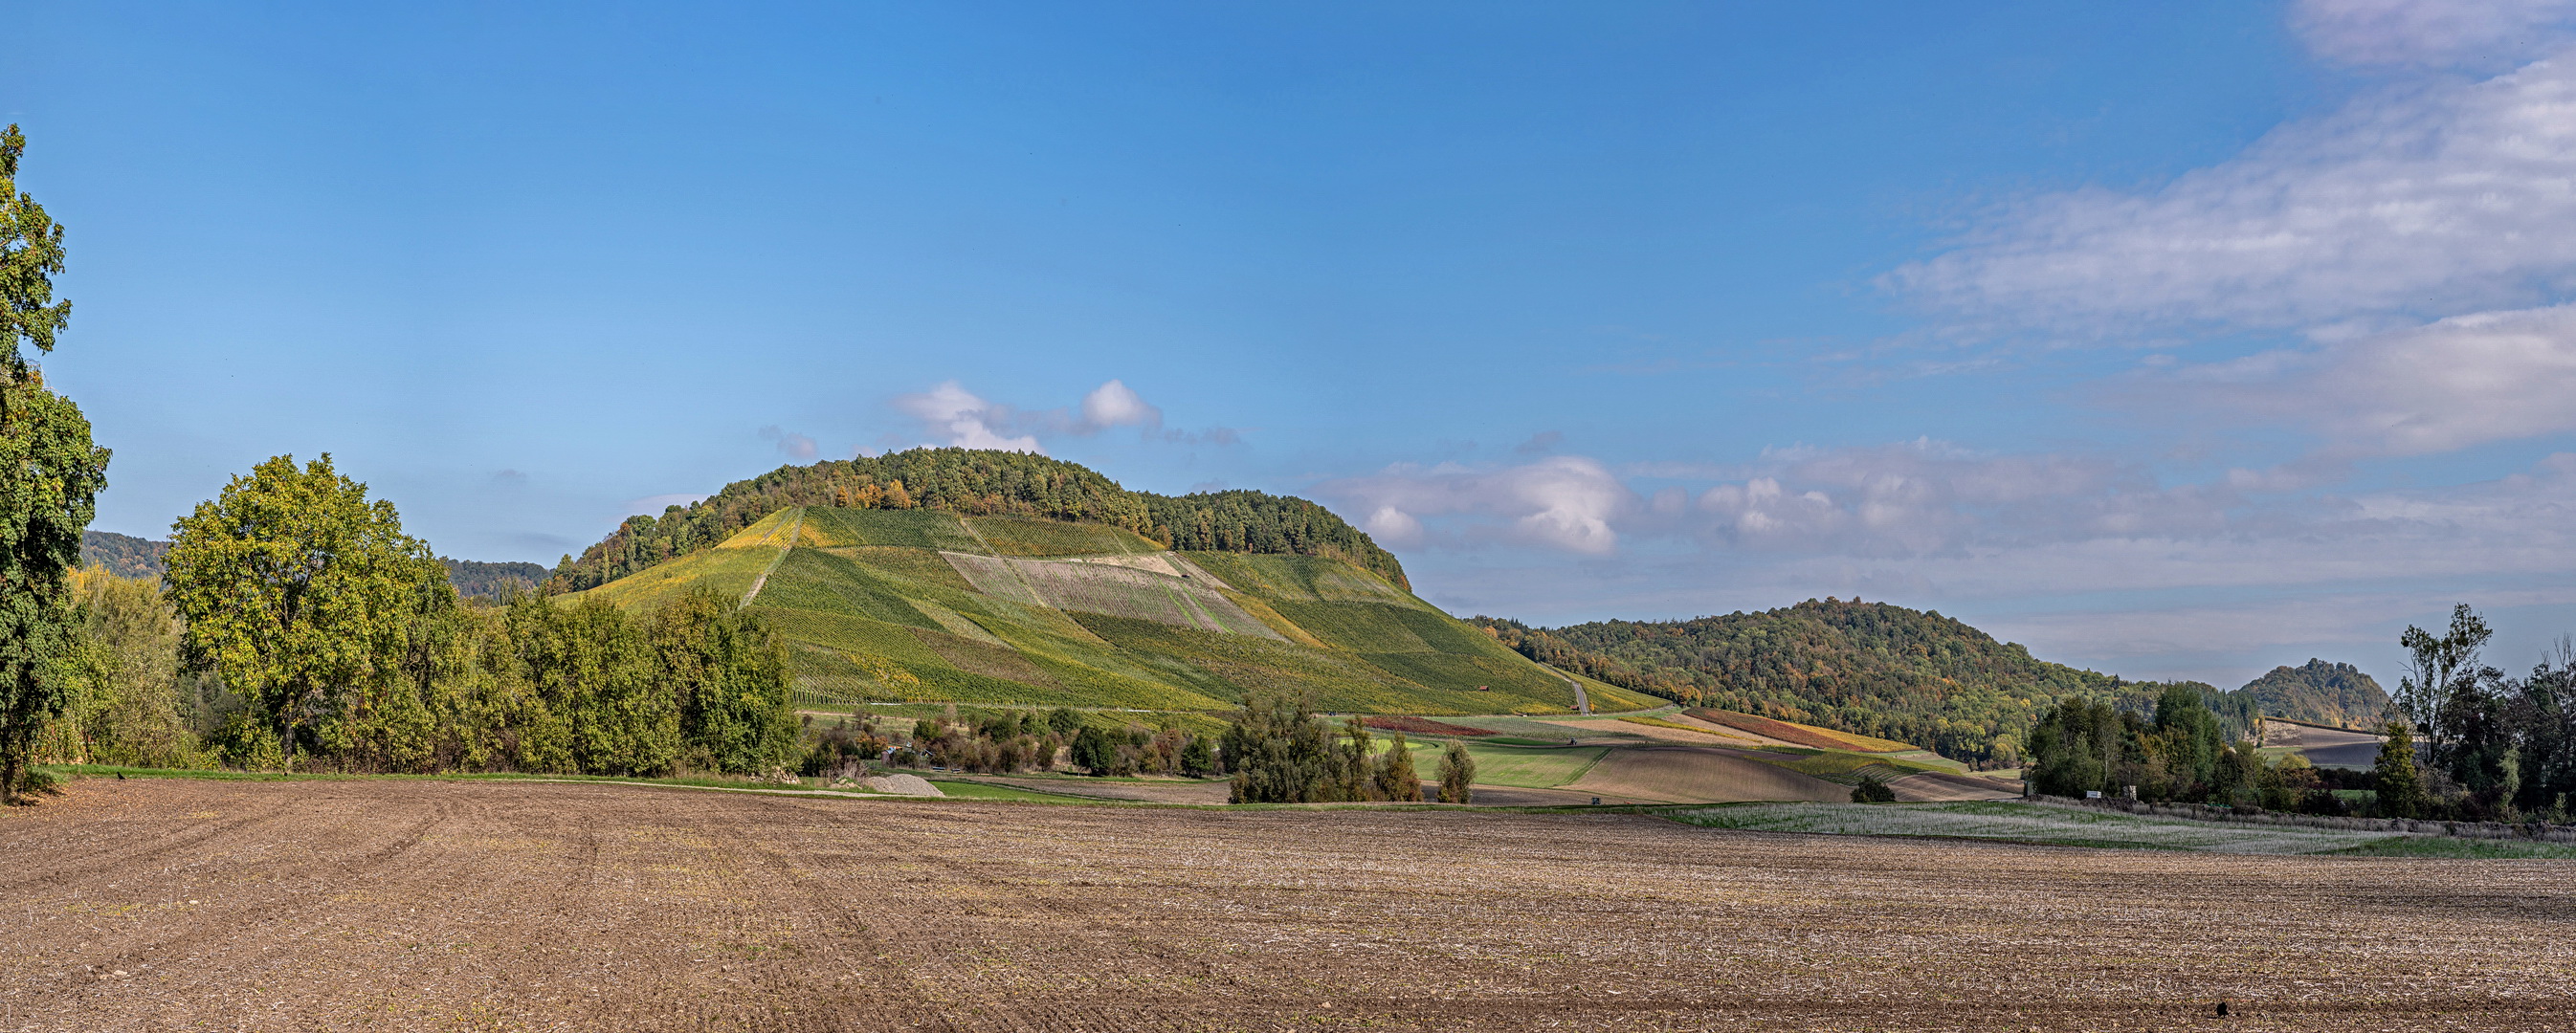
[3,780,2570,1032]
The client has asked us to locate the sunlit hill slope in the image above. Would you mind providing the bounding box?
[569,504,1653,716]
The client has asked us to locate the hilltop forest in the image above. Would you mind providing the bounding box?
[1473,600,2350,763]
[544,449,1408,593]
[1473,600,2115,761]
[83,530,549,604]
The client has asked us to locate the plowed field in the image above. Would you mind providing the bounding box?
[3,778,2569,1031]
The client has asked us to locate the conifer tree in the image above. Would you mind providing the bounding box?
[1338,714,1377,801]
[1374,731,1421,802]
[2374,719,2428,820]
[1437,740,1476,803]
[0,126,110,802]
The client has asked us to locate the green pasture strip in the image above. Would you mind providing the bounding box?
[1664,801,2427,855]
[2328,836,2576,860]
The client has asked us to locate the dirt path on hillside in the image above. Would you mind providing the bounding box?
[4,778,2568,1031]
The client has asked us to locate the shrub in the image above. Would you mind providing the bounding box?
[1851,774,1897,802]
[1436,741,1475,803]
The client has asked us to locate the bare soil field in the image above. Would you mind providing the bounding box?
[4,778,2570,1032]
[2264,717,2387,769]
[1566,745,1850,803]
[1886,770,2024,802]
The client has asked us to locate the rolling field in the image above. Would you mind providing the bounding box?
[2265,717,2387,769]
[566,506,1652,718]
[1566,745,1851,803]
[6,778,2570,1031]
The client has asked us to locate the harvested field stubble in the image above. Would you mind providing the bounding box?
[3,779,2571,1032]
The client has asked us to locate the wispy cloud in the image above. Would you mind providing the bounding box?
[2293,0,2576,69]
[2150,302,2576,456]
[1320,456,1634,556]
[893,382,1044,452]
[894,379,1238,452]
[758,425,819,460]
[1889,44,2576,336]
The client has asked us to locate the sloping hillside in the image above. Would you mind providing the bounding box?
[84,529,558,602]
[570,505,1654,717]
[2238,659,2388,730]
[81,530,169,579]
[547,448,1407,592]
[1473,599,2120,762]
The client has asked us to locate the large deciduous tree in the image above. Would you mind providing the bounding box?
[2396,604,2495,767]
[164,454,437,768]
[0,125,110,803]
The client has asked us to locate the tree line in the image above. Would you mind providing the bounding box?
[2375,604,2576,822]
[12,454,802,795]
[1475,601,2365,768]
[1220,689,1472,803]
[543,449,1409,593]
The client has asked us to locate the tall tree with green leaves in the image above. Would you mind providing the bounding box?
[2397,604,2493,767]
[651,587,796,775]
[0,126,110,802]
[164,454,439,768]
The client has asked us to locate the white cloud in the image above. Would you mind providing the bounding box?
[2169,302,2576,455]
[1363,505,1424,548]
[1889,52,2576,334]
[2293,0,2576,69]
[893,382,1043,453]
[1078,380,1162,432]
[890,379,1233,451]
[1321,456,1632,555]
[758,425,818,461]
[1694,440,2222,557]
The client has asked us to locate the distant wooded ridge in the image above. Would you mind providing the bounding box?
[543,448,1409,593]
[1472,599,2388,763]
[81,529,545,601]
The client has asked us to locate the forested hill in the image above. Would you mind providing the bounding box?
[2238,659,2388,730]
[544,448,1406,592]
[80,530,169,579]
[1471,599,2121,762]
[84,529,547,602]
[442,559,552,599]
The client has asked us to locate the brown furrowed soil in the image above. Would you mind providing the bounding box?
[3,779,2570,1032]
[1565,746,1850,804]
[1887,770,2024,802]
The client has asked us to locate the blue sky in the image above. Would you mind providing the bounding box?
[17,0,2576,689]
